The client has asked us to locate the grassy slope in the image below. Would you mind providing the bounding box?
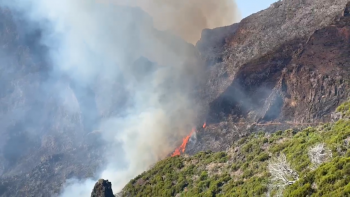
[122,101,350,197]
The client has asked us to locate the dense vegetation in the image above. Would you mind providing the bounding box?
[122,101,350,197]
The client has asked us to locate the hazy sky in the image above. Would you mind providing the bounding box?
[236,0,278,18]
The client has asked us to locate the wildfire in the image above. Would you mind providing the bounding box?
[171,128,196,157]
[171,122,207,157]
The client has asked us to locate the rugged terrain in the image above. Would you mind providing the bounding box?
[187,0,350,154]
[0,5,202,197]
[0,0,350,196]
[121,101,350,196]
[119,0,350,196]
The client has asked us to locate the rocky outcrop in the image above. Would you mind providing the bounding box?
[1,0,350,196]
[91,179,115,197]
[186,0,350,154]
[208,16,350,124]
[198,0,349,103]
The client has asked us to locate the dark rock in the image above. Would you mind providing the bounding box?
[198,0,349,104]
[1,0,350,196]
[343,2,350,16]
[91,179,114,197]
[187,0,350,154]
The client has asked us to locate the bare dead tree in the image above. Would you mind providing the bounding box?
[308,143,332,170]
[267,153,299,196]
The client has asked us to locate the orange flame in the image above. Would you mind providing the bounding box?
[203,122,206,128]
[171,128,195,157]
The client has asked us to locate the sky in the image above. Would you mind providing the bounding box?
[236,0,279,18]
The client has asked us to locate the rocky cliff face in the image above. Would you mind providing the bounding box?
[198,0,349,103]
[208,12,350,124]
[186,1,350,154]
[0,0,350,196]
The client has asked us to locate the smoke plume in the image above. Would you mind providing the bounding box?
[0,0,240,195]
[108,0,241,44]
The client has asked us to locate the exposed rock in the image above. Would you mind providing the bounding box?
[208,17,350,124]
[343,2,350,16]
[198,0,349,103]
[91,179,114,197]
[187,0,350,154]
[1,0,350,196]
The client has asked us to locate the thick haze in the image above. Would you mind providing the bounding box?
[0,0,240,195]
[110,0,241,43]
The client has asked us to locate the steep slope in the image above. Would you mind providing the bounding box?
[1,0,350,196]
[120,0,350,189]
[120,1,350,195]
[0,5,204,197]
[121,101,350,197]
[186,1,350,154]
[198,0,349,103]
[208,11,350,124]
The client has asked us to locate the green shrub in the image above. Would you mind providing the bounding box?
[275,130,283,136]
[122,100,350,197]
[257,152,270,161]
[262,138,269,143]
[200,171,208,181]
[231,164,239,171]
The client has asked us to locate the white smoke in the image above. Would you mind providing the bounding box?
[60,178,96,197]
[107,0,241,43]
[0,0,239,195]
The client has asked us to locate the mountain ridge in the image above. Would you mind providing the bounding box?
[187,0,350,155]
[0,0,349,196]
[116,1,350,196]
